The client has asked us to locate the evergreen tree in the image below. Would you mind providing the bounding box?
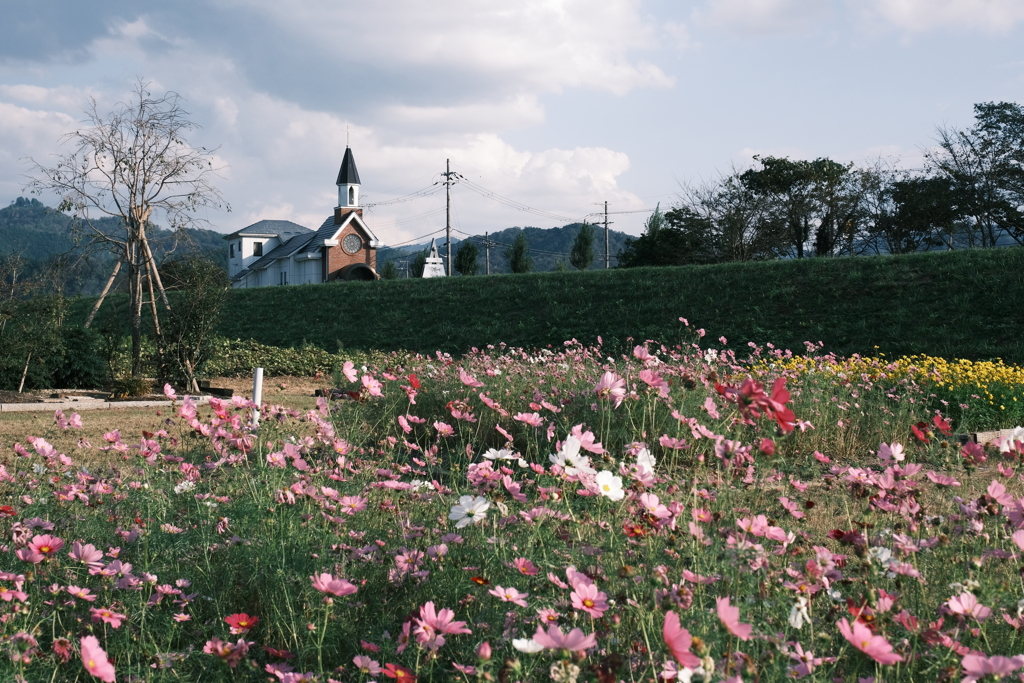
[380,260,399,279]
[505,232,533,273]
[454,240,479,275]
[569,222,595,270]
[410,250,427,278]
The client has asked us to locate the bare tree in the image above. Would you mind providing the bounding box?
[26,80,228,377]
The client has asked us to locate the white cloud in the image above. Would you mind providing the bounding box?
[232,0,673,95]
[379,94,546,135]
[864,0,1024,33]
[695,0,834,35]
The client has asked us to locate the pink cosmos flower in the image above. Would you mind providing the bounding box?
[80,635,116,682]
[90,607,127,629]
[489,585,529,607]
[537,607,561,624]
[594,371,626,408]
[413,601,471,651]
[663,611,701,668]
[16,547,44,564]
[961,654,1024,683]
[70,542,105,569]
[204,637,252,668]
[66,586,98,602]
[513,412,543,428]
[29,534,64,557]
[779,497,806,519]
[513,557,539,575]
[434,421,455,437]
[639,493,671,519]
[459,368,484,388]
[310,573,358,597]
[361,374,383,397]
[639,369,670,398]
[570,583,609,618]
[716,597,752,641]
[339,496,367,514]
[354,655,382,675]
[342,361,357,382]
[836,617,903,665]
[531,623,596,651]
[946,593,992,621]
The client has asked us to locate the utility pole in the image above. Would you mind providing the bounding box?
[481,231,497,274]
[441,159,462,276]
[604,200,610,269]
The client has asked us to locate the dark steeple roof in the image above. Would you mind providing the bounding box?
[335,146,361,185]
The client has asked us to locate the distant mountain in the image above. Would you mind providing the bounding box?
[0,197,228,295]
[378,223,633,275]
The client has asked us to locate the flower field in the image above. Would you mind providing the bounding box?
[3,327,1024,683]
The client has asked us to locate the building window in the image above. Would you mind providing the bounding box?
[253,242,263,256]
[280,271,288,285]
[349,187,355,205]
[230,244,234,258]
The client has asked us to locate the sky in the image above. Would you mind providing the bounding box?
[2,0,1023,247]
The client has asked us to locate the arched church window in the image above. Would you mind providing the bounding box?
[349,187,355,205]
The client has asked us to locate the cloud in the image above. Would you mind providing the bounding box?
[694,0,834,35]
[864,0,1024,33]
[230,0,673,96]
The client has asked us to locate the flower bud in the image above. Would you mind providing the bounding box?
[476,641,492,661]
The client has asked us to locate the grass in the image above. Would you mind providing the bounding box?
[2,334,1024,682]
[204,247,1024,362]
[63,247,1024,364]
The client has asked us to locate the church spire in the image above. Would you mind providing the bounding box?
[336,146,361,208]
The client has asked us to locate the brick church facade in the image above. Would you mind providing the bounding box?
[225,147,380,287]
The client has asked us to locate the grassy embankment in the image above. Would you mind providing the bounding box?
[207,247,1024,362]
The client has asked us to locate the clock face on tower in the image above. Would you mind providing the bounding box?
[342,234,363,254]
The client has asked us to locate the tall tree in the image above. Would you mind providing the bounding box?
[27,81,228,377]
[570,222,595,270]
[739,156,860,258]
[379,260,399,279]
[454,240,480,275]
[926,101,1024,246]
[505,232,533,273]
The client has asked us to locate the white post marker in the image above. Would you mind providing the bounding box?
[251,367,264,428]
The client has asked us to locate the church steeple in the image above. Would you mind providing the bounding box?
[336,146,361,208]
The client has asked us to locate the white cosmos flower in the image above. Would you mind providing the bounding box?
[595,470,625,501]
[788,596,810,629]
[550,435,596,476]
[448,495,490,528]
[512,638,544,653]
[867,546,892,565]
[1000,427,1024,453]
[483,448,516,460]
[635,447,656,472]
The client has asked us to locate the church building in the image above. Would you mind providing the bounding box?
[225,147,380,287]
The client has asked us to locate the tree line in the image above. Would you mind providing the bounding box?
[620,102,1024,267]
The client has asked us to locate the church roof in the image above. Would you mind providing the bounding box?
[314,211,380,247]
[335,146,361,185]
[223,220,313,240]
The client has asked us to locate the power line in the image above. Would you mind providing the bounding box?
[378,227,447,250]
[363,184,443,208]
